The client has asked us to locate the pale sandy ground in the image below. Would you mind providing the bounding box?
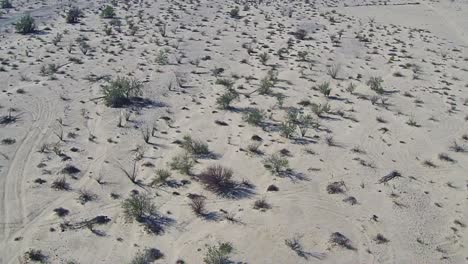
[0,0,467,263]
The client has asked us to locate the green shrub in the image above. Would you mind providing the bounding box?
[259,52,269,65]
[310,103,330,117]
[367,77,384,94]
[101,5,115,19]
[318,81,331,97]
[216,90,239,109]
[263,153,289,175]
[204,242,234,264]
[169,152,194,175]
[242,108,265,126]
[150,169,171,187]
[66,7,81,24]
[279,122,296,138]
[180,135,210,157]
[15,14,36,34]
[130,248,163,264]
[121,193,155,222]
[102,77,143,107]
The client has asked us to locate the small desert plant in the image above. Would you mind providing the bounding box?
[102,77,143,107]
[66,7,81,24]
[367,77,384,94]
[450,141,466,152]
[189,196,206,216]
[24,249,47,262]
[294,28,308,40]
[51,177,70,190]
[297,114,318,137]
[297,51,308,61]
[197,165,236,196]
[279,122,296,138]
[263,154,289,175]
[150,169,171,187]
[346,82,356,94]
[77,189,97,205]
[156,49,169,65]
[327,64,341,79]
[181,135,210,157]
[259,52,270,65]
[438,153,455,163]
[253,198,271,211]
[374,233,389,244]
[310,103,331,117]
[121,193,156,222]
[330,232,355,250]
[130,248,164,264]
[15,14,36,34]
[326,181,346,194]
[242,108,264,126]
[101,5,115,19]
[229,6,240,18]
[216,90,239,109]
[318,81,331,97]
[258,75,275,95]
[169,152,194,175]
[204,242,234,264]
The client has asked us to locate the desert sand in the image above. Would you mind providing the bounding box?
[0,0,467,263]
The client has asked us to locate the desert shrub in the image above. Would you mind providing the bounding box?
[181,135,210,157]
[258,77,273,95]
[330,232,355,250]
[197,165,236,196]
[1,137,16,145]
[52,177,70,190]
[15,14,36,34]
[327,64,341,79]
[253,198,271,211]
[438,153,455,163]
[150,169,171,187]
[24,249,47,262]
[204,242,234,264]
[294,28,308,40]
[169,152,194,175]
[267,184,279,192]
[263,154,289,175]
[367,77,384,94]
[215,78,235,89]
[449,140,466,152]
[121,193,156,222]
[259,52,270,65]
[242,108,264,126]
[53,207,69,217]
[346,82,356,94]
[66,7,81,23]
[297,114,318,137]
[189,196,206,216]
[318,81,331,97]
[156,49,169,65]
[374,233,389,244]
[130,248,163,264]
[40,63,59,76]
[62,164,81,175]
[279,122,296,138]
[216,90,239,109]
[101,5,115,19]
[102,77,143,107]
[297,51,308,61]
[77,189,97,205]
[1,0,13,8]
[310,103,331,117]
[326,181,346,194]
[229,6,240,18]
